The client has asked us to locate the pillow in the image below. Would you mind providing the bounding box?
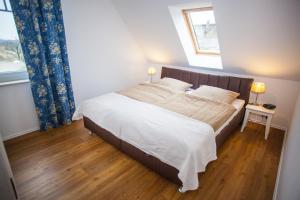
[156,78,193,92]
[191,85,240,104]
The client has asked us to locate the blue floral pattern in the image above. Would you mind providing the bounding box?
[10,0,75,130]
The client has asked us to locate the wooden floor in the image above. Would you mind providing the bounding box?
[5,120,284,200]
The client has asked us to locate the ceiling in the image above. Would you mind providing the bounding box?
[111,0,300,81]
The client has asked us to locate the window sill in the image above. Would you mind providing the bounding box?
[0,79,30,87]
[188,54,223,69]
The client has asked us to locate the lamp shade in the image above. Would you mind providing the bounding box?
[251,82,266,93]
[148,67,156,75]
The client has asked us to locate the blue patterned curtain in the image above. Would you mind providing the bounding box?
[10,0,75,130]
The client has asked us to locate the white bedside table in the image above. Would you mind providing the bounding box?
[241,104,276,140]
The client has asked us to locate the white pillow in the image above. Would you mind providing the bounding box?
[192,85,240,104]
[156,78,193,92]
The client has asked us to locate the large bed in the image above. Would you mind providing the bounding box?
[73,67,253,192]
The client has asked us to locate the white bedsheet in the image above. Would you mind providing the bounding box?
[72,92,217,192]
[215,99,245,136]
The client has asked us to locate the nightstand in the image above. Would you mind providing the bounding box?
[241,104,276,140]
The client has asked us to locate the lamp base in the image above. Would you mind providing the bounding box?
[249,93,261,106]
[148,75,153,83]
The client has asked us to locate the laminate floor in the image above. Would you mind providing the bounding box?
[5,120,284,200]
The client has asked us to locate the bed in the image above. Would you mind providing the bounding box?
[74,67,253,192]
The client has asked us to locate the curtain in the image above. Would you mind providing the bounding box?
[10,0,75,130]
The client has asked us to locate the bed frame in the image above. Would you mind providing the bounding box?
[83,67,254,186]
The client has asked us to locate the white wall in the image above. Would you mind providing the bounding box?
[275,91,300,200]
[112,0,300,81]
[0,82,39,140]
[62,0,148,104]
[0,0,148,140]
[150,64,300,130]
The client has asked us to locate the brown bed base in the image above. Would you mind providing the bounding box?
[83,67,253,187]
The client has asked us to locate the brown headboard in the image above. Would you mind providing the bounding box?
[161,67,254,104]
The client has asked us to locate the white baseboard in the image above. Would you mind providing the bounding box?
[272,127,288,200]
[3,118,286,141]
[3,127,40,141]
[248,118,288,132]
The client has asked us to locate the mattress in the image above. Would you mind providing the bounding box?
[215,99,245,136]
[119,83,237,131]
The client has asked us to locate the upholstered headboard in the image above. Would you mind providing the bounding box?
[161,67,254,105]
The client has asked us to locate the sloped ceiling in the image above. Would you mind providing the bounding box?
[111,0,300,81]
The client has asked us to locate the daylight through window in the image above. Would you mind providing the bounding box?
[0,0,27,83]
[183,7,220,55]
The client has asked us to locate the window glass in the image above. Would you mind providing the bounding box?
[5,0,12,11]
[189,10,220,53]
[0,0,5,10]
[184,8,220,55]
[0,11,26,74]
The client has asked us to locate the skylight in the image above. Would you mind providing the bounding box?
[169,4,223,69]
[183,8,220,55]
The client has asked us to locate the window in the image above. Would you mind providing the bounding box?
[169,4,222,69]
[0,0,28,83]
[183,7,220,55]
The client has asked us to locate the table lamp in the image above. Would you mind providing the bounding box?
[251,82,266,105]
[148,67,156,83]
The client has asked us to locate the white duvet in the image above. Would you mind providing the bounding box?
[72,93,217,192]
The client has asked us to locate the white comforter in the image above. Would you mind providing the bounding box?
[72,93,217,192]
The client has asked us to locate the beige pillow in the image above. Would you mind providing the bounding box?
[156,78,193,92]
[192,85,239,104]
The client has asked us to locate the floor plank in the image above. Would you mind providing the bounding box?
[5,120,284,200]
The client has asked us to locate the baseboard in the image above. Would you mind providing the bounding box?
[3,127,40,141]
[272,127,288,200]
[248,118,288,132]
